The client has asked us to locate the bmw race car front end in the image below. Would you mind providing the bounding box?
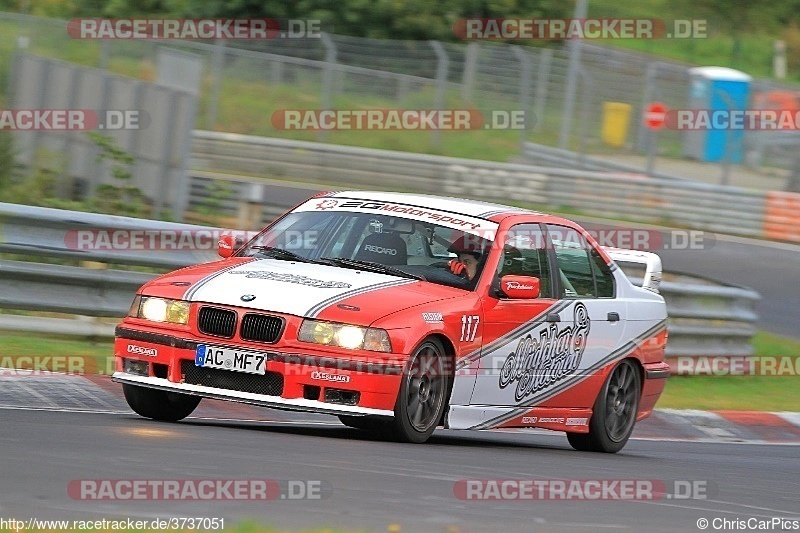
[112,297,410,418]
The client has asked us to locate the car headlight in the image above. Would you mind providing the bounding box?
[130,296,190,325]
[298,320,392,352]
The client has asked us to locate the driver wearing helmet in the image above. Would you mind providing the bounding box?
[447,233,490,286]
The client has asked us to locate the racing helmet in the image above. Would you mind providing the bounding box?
[448,232,491,259]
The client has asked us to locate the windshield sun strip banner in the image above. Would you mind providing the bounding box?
[294,197,499,238]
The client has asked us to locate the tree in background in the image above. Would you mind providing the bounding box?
[672,0,783,65]
[14,0,568,42]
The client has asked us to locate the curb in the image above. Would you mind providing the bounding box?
[635,408,800,443]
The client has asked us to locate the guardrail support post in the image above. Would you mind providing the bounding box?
[533,48,552,133]
[429,41,449,148]
[558,0,587,150]
[205,40,226,130]
[462,42,478,102]
[512,46,532,149]
[319,33,338,142]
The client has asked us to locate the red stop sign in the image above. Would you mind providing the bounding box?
[644,102,667,130]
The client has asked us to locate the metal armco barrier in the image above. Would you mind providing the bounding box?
[0,202,219,268]
[660,277,760,358]
[0,205,759,361]
[188,131,793,242]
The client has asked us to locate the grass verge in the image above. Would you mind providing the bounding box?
[657,331,800,411]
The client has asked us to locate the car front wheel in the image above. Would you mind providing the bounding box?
[122,384,201,422]
[389,338,449,443]
[567,359,641,453]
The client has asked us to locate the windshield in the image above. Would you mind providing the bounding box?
[240,208,495,290]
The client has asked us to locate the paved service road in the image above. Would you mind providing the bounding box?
[1,408,798,533]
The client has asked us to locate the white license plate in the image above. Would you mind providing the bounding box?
[195,345,266,375]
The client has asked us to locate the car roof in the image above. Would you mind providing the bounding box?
[325,190,541,220]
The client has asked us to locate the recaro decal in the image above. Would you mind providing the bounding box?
[499,302,590,402]
[363,244,398,256]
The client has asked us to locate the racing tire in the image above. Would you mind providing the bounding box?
[567,359,641,453]
[337,415,390,432]
[389,338,449,444]
[122,384,201,422]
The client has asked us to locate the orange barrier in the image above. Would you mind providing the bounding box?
[764,191,800,242]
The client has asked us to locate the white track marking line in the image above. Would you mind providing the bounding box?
[776,412,800,429]
[630,498,800,518]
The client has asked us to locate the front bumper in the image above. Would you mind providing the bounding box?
[112,372,394,417]
[114,325,404,417]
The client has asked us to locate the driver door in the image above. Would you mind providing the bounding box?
[469,223,561,406]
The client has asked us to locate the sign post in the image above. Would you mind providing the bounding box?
[644,102,667,176]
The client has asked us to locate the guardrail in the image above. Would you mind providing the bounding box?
[519,141,689,181]
[0,204,759,362]
[659,276,759,358]
[188,131,800,243]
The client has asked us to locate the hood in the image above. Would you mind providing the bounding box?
[144,258,463,323]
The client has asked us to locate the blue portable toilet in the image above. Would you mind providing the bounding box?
[682,67,752,163]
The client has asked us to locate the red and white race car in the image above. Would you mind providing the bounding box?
[113,191,669,452]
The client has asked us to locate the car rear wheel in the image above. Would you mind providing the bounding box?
[389,338,449,443]
[567,359,641,453]
[337,415,389,431]
[122,384,201,422]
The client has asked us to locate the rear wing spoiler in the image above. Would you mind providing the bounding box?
[603,248,662,294]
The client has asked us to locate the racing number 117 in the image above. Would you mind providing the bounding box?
[460,315,480,342]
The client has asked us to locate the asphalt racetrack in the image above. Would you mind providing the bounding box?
[1,406,798,532]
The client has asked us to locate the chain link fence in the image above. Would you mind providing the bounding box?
[2,13,800,185]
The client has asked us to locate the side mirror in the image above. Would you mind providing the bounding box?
[500,275,540,299]
[217,234,243,258]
